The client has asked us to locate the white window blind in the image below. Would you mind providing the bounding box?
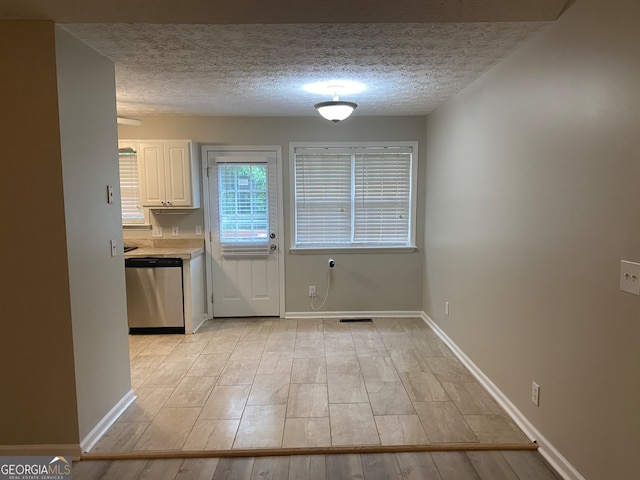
[293,144,415,249]
[118,148,146,224]
[216,162,271,256]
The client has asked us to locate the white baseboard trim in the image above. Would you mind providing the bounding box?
[0,443,82,459]
[192,314,210,334]
[284,310,423,319]
[421,313,585,480]
[80,389,136,453]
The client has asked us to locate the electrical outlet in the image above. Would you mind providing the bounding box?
[308,286,316,297]
[620,260,640,295]
[445,301,450,316]
[195,225,202,235]
[531,381,540,406]
[172,226,179,237]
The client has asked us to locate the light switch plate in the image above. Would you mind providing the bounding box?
[620,260,640,295]
[110,239,117,257]
[107,185,114,204]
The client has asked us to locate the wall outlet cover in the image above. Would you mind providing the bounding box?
[620,260,640,295]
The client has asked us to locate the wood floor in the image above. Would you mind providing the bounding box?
[73,450,561,479]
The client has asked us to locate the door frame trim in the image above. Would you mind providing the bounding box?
[201,145,285,318]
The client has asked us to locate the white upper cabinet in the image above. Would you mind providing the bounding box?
[136,140,200,208]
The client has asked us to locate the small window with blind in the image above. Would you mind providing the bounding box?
[118,147,147,225]
[291,142,418,251]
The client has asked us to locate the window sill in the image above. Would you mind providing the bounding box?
[289,246,417,254]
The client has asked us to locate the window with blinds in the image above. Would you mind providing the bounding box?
[292,143,417,249]
[118,148,146,224]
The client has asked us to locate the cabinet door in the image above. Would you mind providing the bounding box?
[164,141,193,207]
[139,142,165,207]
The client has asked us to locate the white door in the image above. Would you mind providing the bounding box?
[206,149,281,317]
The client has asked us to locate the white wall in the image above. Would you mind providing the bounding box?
[424,0,640,478]
[119,116,427,314]
[56,27,131,442]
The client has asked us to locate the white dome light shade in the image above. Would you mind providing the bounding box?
[314,101,358,123]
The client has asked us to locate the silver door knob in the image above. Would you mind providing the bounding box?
[270,244,277,252]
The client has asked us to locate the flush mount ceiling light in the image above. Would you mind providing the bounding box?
[313,85,358,123]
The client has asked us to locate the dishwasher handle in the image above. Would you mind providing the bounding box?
[125,257,183,268]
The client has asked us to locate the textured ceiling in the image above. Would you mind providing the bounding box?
[1,0,567,118]
[65,22,549,118]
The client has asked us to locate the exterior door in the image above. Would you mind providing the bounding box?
[206,150,280,317]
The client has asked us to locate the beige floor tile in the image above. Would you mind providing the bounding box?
[229,341,266,361]
[142,362,191,388]
[247,374,290,405]
[323,318,352,334]
[199,385,250,420]
[326,353,361,375]
[324,335,355,355]
[139,336,182,356]
[282,417,331,447]
[165,376,217,408]
[463,414,529,443]
[133,407,201,450]
[186,354,230,377]
[296,318,324,338]
[264,339,296,353]
[399,371,449,402]
[287,383,328,417]
[359,356,400,382]
[164,343,207,363]
[389,348,431,373]
[239,321,272,342]
[365,381,415,415]
[426,357,475,382]
[373,318,406,333]
[412,337,456,359]
[353,337,388,357]
[257,352,293,375]
[442,382,502,415]
[130,355,166,385]
[217,358,259,385]
[294,338,325,358]
[270,319,298,334]
[117,387,173,423]
[414,401,478,443]
[201,338,237,355]
[379,332,415,350]
[329,403,380,446]
[91,421,150,452]
[375,415,429,445]
[327,373,369,403]
[233,405,286,449]
[291,357,327,383]
[182,419,240,450]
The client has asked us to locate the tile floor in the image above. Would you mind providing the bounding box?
[91,317,530,453]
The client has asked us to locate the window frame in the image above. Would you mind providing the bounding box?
[119,143,150,228]
[289,141,418,253]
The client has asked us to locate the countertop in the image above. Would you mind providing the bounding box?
[124,246,204,260]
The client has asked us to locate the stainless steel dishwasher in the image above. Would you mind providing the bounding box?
[125,257,185,334]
